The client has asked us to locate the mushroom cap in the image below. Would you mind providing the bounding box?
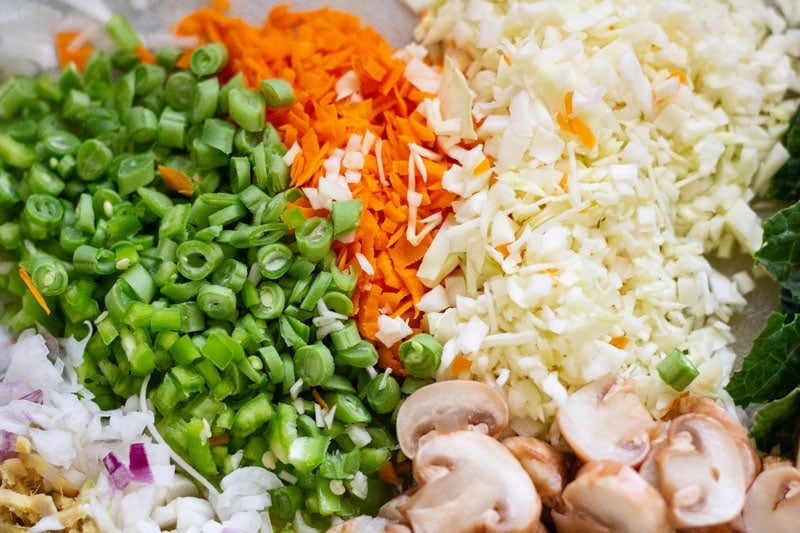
[553,460,672,533]
[742,465,800,533]
[400,430,541,532]
[555,374,659,466]
[395,380,509,459]
[502,436,569,508]
[655,413,746,528]
[672,396,761,488]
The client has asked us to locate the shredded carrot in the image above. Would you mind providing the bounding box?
[18,266,51,316]
[558,171,569,192]
[609,336,629,349]
[209,431,230,446]
[54,32,93,70]
[377,461,401,486]
[495,242,511,257]
[473,156,492,175]
[450,355,472,375]
[669,69,687,84]
[556,94,596,150]
[134,44,156,65]
[174,6,457,370]
[312,388,329,410]
[158,165,194,197]
[211,0,231,10]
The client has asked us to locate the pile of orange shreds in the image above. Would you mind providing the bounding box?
[173,6,457,372]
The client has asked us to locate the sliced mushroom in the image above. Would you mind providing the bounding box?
[378,492,413,524]
[672,396,761,488]
[742,465,800,533]
[555,374,660,467]
[654,414,746,528]
[399,430,541,532]
[551,460,673,533]
[502,436,569,508]
[395,380,509,459]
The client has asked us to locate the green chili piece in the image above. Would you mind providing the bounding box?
[259,78,296,108]
[0,134,35,168]
[657,348,700,391]
[185,417,218,476]
[257,243,293,279]
[327,392,371,424]
[164,71,196,111]
[105,13,141,51]
[365,373,401,414]
[289,435,330,474]
[117,153,155,196]
[201,329,243,370]
[334,340,379,369]
[197,284,237,321]
[189,43,229,77]
[296,217,333,262]
[270,485,303,522]
[42,130,81,155]
[190,77,219,124]
[299,271,333,312]
[22,195,64,240]
[259,345,284,384]
[228,88,266,132]
[267,402,297,464]
[231,393,274,439]
[294,342,335,387]
[211,258,247,293]
[30,256,69,296]
[126,106,158,144]
[175,240,224,280]
[398,333,442,378]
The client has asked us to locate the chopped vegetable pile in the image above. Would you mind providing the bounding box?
[410,0,800,439]
[0,6,448,531]
[0,0,799,531]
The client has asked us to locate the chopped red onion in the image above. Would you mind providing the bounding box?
[0,430,17,461]
[103,451,133,490]
[129,442,154,484]
[20,389,43,404]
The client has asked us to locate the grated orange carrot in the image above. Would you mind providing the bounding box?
[377,461,401,486]
[450,354,472,375]
[669,69,687,84]
[312,388,329,410]
[556,94,596,150]
[174,6,457,370]
[18,266,51,316]
[609,336,629,349]
[54,32,93,70]
[158,165,194,197]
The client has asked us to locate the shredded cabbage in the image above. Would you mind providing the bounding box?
[412,0,800,438]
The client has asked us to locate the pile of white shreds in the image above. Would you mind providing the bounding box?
[407,0,800,440]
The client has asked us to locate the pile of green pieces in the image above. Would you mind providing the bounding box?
[726,104,800,457]
[0,15,424,528]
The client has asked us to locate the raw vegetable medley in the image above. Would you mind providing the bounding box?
[0,0,798,531]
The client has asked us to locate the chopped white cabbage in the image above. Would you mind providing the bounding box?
[412,0,800,435]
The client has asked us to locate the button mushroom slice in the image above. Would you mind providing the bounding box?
[395,380,509,459]
[551,460,673,533]
[378,491,413,524]
[399,430,541,532]
[502,436,569,509]
[555,374,660,467]
[654,413,746,528]
[672,396,761,488]
[742,465,800,533]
